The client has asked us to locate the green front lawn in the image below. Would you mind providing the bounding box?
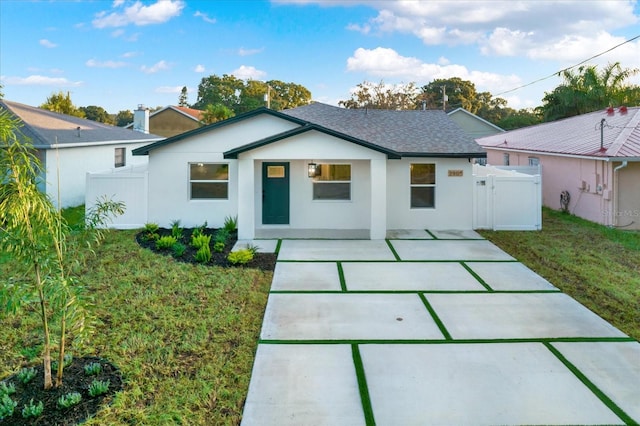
[479,207,640,341]
[0,229,272,425]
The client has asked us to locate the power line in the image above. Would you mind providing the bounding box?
[494,34,640,97]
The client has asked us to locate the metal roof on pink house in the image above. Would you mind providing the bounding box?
[477,106,640,159]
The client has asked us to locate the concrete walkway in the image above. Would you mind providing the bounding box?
[239,231,640,425]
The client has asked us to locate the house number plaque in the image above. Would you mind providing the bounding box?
[448,170,464,177]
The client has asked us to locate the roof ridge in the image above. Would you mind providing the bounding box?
[605,108,640,156]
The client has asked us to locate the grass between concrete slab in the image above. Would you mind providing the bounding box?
[479,207,640,341]
[544,342,636,425]
[351,344,376,426]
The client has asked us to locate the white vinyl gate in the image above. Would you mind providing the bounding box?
[473,165,542,230]
[85,165,148,229]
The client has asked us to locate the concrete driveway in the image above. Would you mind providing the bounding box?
[238,231,640,425]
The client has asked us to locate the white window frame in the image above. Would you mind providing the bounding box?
[528,157,539,166]
[503,153,510,166]
[114,147,126,168]
[189,162,229,200]
[410,163,436,209]
[312,163,352,201]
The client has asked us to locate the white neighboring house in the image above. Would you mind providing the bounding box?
[1,100,163,208]
[124,102,486,239]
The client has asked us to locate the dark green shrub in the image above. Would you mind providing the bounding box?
[172,242,186,258]
[214,228,229,244]
[227,249,254,265]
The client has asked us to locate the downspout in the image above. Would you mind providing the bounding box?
[612,161,628,227]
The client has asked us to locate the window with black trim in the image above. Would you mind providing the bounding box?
[189,163,228,200]
[312,164,351,200]
[410,163,435,208]
[114,147,126,167]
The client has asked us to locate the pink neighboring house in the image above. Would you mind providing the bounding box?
[477,106,640,230]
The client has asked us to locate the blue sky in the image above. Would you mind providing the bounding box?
[1,0,639,115]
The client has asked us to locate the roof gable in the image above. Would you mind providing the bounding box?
[477,107,640,159]
[0,100,162,148]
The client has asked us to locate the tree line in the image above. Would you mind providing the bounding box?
[9,61,639,131]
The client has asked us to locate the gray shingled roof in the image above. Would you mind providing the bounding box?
[477,106,640,159]
[1,100,163,148]
[281,102,486,156]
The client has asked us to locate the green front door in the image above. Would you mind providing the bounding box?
[262,162,290,224]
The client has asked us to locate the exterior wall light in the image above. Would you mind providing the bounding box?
[308,163,318,178]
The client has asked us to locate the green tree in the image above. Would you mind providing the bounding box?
[178,86,189,107]
[339,80,419,110]
[419,78,481,112]
[114,110,133,127]
[194,74,312,114]
[0,82,4,99]
[79,105,113,124]
[0,109,124,389]
[201,103,235,125]
[540,62,640,121]
[193,74,244,112]
[40,91,85,118]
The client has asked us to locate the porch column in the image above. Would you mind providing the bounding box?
[237,157,255,240]
[370,158,387,239]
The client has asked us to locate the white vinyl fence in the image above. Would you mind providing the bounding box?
[473,164,542,230]
[85,165,148,229]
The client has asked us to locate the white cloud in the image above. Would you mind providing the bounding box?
[122,51,140,58]
[39,39,57,48]
[194,11,216,24]
[238,47,264,56]
[86,59,127,68]
[346,47,521,94]
[232,65,266,80]
[194,64,205,72]
[141,60,169,74]
[93,0,184,28]
[2,75,83,87]
[310,0,639,57]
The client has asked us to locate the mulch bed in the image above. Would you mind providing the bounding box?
[1,356,123,425]
[135,227,277,271]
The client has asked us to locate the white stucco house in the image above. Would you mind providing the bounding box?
[1,100,162,208]
[128,103,486,239]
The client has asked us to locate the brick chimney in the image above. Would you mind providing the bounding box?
[133,104,150,134]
